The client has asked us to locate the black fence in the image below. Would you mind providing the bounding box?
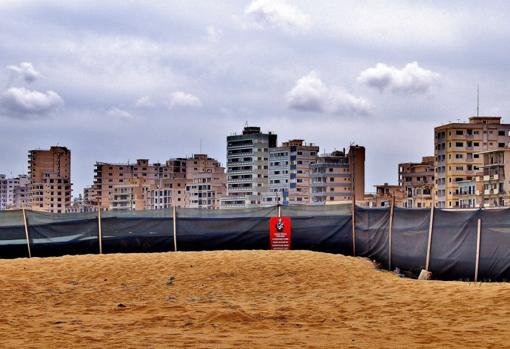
[1,204,509,281]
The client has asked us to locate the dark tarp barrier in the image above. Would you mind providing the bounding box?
[0,210,29,259]
[26,211,99,257]
[429,209,479,281]
[390,208,430,277]
[478,209,510,281]
[283,205,352,254]
[2,205,510,281]
[175,207,276,251]
[355,207,390,267]
[101,210,174,254]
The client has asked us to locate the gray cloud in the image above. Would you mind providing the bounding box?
[357,62,441,94]
[0,87,63,117]
[287,71,370,115]
[7,62,40,83]
[1,0,510,196]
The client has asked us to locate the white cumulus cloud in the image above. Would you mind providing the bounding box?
[107,107,132,119]
[245,0,311,31]
[286,71,370,116]
[168,91,202,110]
[0,87,63,117]
[357,62,440,94]
[135,96,155,108]
[7,62,41,83]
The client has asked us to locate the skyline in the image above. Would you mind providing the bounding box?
[2,1,510,195]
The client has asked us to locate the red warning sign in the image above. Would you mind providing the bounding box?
[269,216,291,250]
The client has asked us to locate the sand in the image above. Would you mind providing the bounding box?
[0,251,509,349]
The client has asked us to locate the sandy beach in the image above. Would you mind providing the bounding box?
[0,250,509,348]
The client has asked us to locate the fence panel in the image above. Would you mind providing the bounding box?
[355,207,390,267]
[429,209,479,280]
[478,209,510,281]
[391,208,430,276]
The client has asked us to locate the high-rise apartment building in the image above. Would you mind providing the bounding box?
[398,156,435,208]
[310,146,365,204]
[222,126,277,208]
[28,146,72,213]
[434,116,510,208]
[267,139,319,205]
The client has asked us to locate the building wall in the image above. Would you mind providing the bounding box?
[399,156,435,208]
[28,146,72,213]
[92,155,225,211]
[268,139,319,205]
[310,146,365,205]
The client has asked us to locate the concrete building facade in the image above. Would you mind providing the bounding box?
[399,156,435,208]
[267,139,319,205]
[28,146,72,213]
[434,116,510,208]
[374,183,405,208]
[92,155,225,211]
[222,126,277,208]
[310,146,365,205]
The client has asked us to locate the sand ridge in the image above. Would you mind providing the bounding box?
[0,250,509,348]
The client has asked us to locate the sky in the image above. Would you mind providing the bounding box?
[1,0,510,197]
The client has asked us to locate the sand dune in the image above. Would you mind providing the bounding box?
[1,251,509,348]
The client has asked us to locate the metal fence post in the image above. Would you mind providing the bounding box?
[97,206,103,254]
[475,217,482,282]
[22,209,32,258]
[425,200,435,271]
[388,196,395,271]
[172,206,178,252]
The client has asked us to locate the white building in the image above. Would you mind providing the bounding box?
[221,126,277,208]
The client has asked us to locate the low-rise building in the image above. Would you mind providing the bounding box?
[374,183,405,208]
[399,156,435,208]
[310,146,365,205]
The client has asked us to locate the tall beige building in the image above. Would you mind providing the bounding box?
[28,146,72,213]
[434,116,510,208]
[398,156,435,208]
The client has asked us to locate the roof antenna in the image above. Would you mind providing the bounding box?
[244,120,248,127]
[477,84,480,117]
[199,138,202,154]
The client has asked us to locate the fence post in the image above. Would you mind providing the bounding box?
[474,217,482,282]
[172,205,178,252]
[388,196,395,271]
[425,199,435,271]
[22,209,32,258]
[97,206,103,254]
[351,193,356,257]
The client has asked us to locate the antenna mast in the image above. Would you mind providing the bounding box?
[477,84,480,117]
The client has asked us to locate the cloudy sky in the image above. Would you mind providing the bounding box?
[1,0,510,196]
